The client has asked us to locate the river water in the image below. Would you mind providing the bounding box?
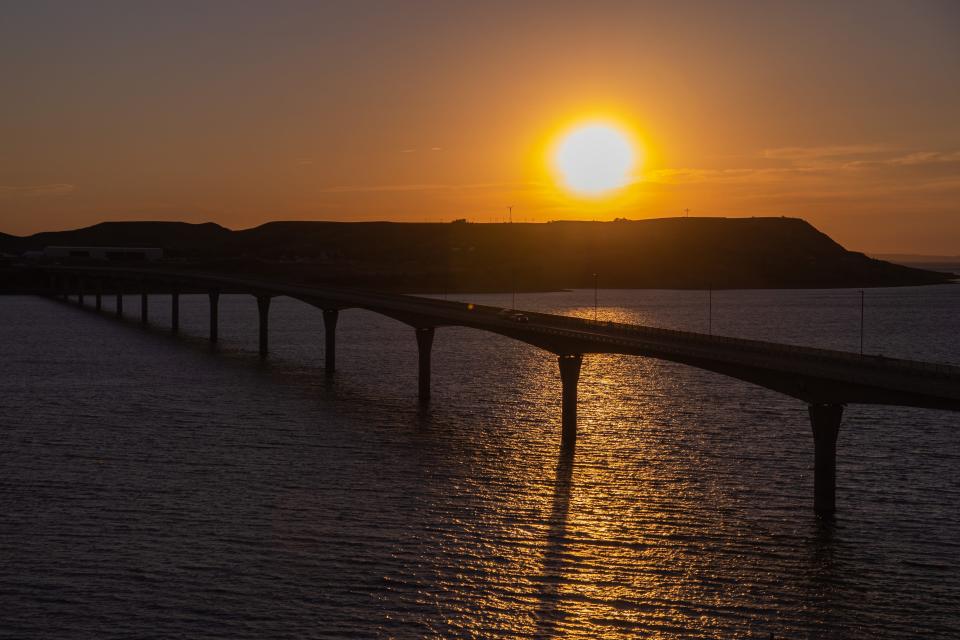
[1,286,958,639]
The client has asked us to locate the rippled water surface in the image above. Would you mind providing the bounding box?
[1,286,959,638]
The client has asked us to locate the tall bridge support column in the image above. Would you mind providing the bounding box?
[77,278,85,306]
[140,290,149,325]
[558,354,583,449]
[323,309,338,374]
[116,289,124,317]
[95,281,102,312]
[171,292,180,334]
[257,295,271,358]
[809,403,843,517]
[208,290,220,344]
[416,327,435,404]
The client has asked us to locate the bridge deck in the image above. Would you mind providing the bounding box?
[43,266,960,411]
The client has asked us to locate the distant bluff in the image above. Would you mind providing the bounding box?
[1,217,954,291]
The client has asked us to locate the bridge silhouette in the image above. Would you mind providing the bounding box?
[39,266,960,517]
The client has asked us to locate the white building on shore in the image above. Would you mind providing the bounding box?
[42,246,164,262]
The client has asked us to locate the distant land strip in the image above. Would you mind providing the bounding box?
[1,217,955,292]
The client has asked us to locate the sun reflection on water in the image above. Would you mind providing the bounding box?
[11,291,954,637]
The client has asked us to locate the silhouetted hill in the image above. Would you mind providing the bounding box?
[875,254,960,275]
[2,221,232,254]
[1,217,953,290]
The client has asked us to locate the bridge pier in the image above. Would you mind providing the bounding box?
[809,403,843,517]
[116,291,123,317]
[77,278,85,306]
[140,291,149,325]
[257,295,271,358]
[323,309,338,374]
[208,290,220,344]
[95,281,102,312]
[558,354,583,449]
[171,291,180,334]
[416,327,435,404]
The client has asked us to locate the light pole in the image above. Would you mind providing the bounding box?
[860,289,864,355]
[508,205,515,308]
[708,284,713,335]
[593,273,598,321]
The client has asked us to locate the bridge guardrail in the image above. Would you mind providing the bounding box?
[38,265,960,380]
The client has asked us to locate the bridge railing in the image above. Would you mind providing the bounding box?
[40,265,959,379]
[409,293,957,378]
[508,307,959,379]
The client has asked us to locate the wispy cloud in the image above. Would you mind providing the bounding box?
[648,146,960,185]
[645,167,819,185]
[762,144,889,160]
[318,181,527,194]
[0,183,75,196]
[844,150,960,169]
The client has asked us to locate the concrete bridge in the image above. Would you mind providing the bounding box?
[37,266,960,517]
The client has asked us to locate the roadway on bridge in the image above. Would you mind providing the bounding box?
[44,266,960,412]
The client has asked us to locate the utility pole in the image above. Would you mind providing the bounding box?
[593,273,598,321]
[684,208,690,218]
[860,289,864,355]
[708,284,713,335]
[508,205,516,308]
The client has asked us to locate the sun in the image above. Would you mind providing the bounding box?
[553,122,637,196]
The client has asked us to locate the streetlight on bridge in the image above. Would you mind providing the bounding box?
[860,289,865,355]
[593,273,598,321]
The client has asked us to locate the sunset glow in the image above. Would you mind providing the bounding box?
[1,3,958,254]
[3,4,960,638]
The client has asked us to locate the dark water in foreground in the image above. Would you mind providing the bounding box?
[1,286,959,639]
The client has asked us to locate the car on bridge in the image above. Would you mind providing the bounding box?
[498,309,530,323]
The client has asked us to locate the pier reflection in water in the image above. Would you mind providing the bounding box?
[1,286,958,638]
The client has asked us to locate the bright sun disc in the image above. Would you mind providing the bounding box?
[554,123,635,196]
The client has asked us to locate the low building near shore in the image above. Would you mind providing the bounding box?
[42,246,164,262]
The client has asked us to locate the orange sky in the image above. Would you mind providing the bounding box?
[1,1,958,253]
